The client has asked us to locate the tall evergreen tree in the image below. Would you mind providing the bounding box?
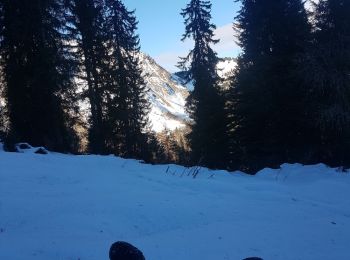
[0,0,79,152]
[301,0,350,166]
[179,0,229,169]
[103,0,150,159]
[230,0,311,172]
[67,0,151,158]
[66,0,110,154]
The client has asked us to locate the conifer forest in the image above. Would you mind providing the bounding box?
[0,0,349,173]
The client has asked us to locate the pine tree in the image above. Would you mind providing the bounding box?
[0,0,79,152]
[301,0,350,166]
[230,0,311,172]
[67,0,151,159]
[103,0,150,159]
[144,132,166,164]
[66,0,110,154]
[179,0,229,169]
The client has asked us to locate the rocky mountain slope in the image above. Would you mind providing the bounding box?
[139,53,190,133]
[140,53,236,132]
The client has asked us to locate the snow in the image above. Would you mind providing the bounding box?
[217,58,237,78]
[171,74,194,92]
[1,146,350,260]
[148,105,187,132]
[139,54,237,132]
[305,0,318,12]
[139,53,190,132]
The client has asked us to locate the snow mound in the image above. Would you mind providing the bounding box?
[256,163,346,182]
[0,150,349,260]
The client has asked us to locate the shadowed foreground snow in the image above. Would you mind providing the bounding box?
[0,145,350,260]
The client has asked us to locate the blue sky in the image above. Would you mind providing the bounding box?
[123,0,241,72]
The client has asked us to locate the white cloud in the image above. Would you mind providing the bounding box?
[153,38,192,72]
[154,52,185,72]
[154,23,240,73]
[213,23,240,56]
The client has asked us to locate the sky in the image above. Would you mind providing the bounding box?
[123,0,241,72]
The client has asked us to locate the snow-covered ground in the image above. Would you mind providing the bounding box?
[1,145,350,260]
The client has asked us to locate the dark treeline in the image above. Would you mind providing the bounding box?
[0,0,159,162]
[179,0,350,172]
[179,0,230,169]
[66,0,150,158]
[229,0,350,172]
[229,0,313,171]
[0,0,80,152]
[0,0,349,173]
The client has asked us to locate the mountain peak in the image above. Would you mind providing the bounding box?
[139,53,190,133]
[139,53,237,133]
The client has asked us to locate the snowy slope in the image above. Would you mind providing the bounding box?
[140,54,236,132]
[75,53,190,134]
[139,53,190,132]
[1,146,350,260]
[217,57,237,78]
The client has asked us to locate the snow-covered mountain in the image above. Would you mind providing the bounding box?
[217,57,237,78]
[77,53,235,134]
[139,53,236,133]
[139,53,190,133]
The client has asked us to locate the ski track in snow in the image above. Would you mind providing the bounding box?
[0,146,350,260]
